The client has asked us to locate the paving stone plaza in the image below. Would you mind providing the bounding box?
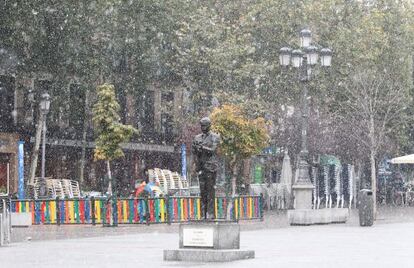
[2,208,414,268]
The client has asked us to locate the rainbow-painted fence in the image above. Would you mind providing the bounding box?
[10,195,263,225]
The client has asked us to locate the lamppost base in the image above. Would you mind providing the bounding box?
[292,183,314,210]
[287,208,349,225]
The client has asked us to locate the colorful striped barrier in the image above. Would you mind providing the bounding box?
[10,195,263,225]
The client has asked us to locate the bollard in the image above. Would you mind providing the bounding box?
[91,197,96,226]
[260,194,264,221]
[5,200,11,244]
[233,197,237,222]
[165,195,171,225]
[112,197,118,227]
[56,196,60,226]
[145,196,150,226]
[0,198,11,246]
[0,215,3,246]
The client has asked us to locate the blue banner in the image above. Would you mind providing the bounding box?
[18,141,25,199]
[181,144,187,180]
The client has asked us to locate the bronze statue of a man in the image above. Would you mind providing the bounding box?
[192,117,220,220]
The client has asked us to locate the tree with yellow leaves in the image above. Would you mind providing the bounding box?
[211,104,270,197]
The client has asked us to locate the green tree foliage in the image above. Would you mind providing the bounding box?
[210,104,269,196]
[168,0,414,152]
[93,83,137,161]
[3,0,414,186]
[92,83,137,193]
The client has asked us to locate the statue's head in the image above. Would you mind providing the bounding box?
[200,117,211,134]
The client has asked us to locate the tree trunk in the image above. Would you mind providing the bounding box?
[29,114,44,187]
[79,90,90,187]
[106,160,112,195]
[370,150,377,218]
[106,160,113,226]
[227,156,238,220]
[369,115,377,219]
[354,163,361,209]
[230,156,238,197]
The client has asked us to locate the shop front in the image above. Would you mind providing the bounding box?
[0,133,19,196]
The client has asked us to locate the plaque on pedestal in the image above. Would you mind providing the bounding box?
[182,227,214,248]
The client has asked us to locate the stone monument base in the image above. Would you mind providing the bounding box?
[164,249,255,262]
[288,208,349,225]
[163,221,255,262]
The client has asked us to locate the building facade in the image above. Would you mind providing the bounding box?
[0,73,187,196]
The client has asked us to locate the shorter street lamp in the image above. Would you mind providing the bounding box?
[320,48,333,67]
[279,29,332,210]
[39,93,50,197]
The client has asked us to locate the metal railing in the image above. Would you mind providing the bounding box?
[10,195,263,225]
[0,197,11,246]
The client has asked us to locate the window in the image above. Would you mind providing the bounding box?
[115,85,127,124]
[33,79,52,124]
[161,113,174,143]
[137,90,154,131]
[68,83,85,138]
[0,76,15,131]
[161,91,174,103]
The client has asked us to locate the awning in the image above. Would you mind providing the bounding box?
[390,154,414,164]
[280,150,292,187]
[320,154,341,166]
[30,137,176,153]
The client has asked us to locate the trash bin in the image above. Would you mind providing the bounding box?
[358,189,374,226]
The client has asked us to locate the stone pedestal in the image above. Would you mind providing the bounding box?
[292,183,314,209]
[164,221,255,262]
[11,212,32,227]
[179,220,240,249]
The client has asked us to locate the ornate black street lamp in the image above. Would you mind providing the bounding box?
[279,29,332,209]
